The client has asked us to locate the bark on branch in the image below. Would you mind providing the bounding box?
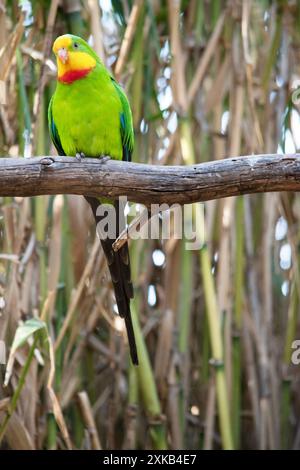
[0,154,299,205]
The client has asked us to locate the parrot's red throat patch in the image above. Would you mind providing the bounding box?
[58,67,94,84]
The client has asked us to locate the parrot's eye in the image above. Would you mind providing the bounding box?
[73,42,79,49]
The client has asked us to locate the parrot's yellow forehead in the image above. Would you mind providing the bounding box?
[53,35,72,54]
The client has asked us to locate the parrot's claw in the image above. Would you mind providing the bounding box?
[98,155,111,163]
[75,152,86,161]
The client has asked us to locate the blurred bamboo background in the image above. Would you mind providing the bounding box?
[0,0,300,450]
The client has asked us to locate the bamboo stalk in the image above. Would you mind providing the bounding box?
[77,391,102,450]
[114,0,143,80]
[131,300,167,450]
[232,196,244,448]
[0,336,39,444]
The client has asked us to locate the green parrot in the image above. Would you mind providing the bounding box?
[48,34,138,365]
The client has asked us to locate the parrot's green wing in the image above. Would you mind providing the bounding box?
[111,78,134,162]
[48,96,65,156]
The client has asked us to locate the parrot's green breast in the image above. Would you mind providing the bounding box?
[51,67,123,159]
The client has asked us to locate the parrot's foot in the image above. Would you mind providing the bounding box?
[75,152,86,161]
[98,155,111,163]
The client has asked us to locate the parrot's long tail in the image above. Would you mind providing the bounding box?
[85,196,138,365]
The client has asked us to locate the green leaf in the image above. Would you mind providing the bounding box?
[10,318,46,354]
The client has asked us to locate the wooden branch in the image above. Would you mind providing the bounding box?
[0,154,300,205]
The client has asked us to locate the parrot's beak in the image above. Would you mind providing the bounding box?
[57,48,68,64]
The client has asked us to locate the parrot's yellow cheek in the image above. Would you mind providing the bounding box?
[57,51,96,83]
[57,51,96,76]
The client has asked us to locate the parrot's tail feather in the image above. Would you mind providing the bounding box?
[85,196,138,365]
[124,305,139,366]
[100,236,138,365]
